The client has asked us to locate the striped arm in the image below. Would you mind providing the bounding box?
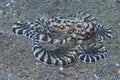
[11,21,52,42]
[32,40,77,66]
[79,13,96,23]
[11,21,40,40]
[12,21,31,35]
[12,21,74,44]
[91,22,113,42]
[77,43,108,63]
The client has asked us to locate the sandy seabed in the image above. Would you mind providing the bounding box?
[0,0,120,80]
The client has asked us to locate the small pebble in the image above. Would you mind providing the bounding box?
[118,70,120,75]
[94,74,100,79]
[6,3,10,7]
[0,10,3,14]
[116,63,120,67]
[118,22,120,26]
[59,67,63,71]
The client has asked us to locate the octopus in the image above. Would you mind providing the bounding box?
[12,13,112,67]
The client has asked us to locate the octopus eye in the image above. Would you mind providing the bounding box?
[77,43,108,63]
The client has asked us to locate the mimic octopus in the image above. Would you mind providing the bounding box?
[12,13,112,67]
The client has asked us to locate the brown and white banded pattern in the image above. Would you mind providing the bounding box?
[11,13,112,66]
